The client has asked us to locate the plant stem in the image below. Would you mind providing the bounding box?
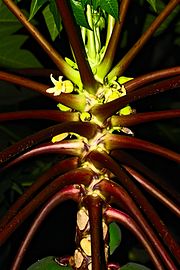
[110,109,180,127]
[1,140,84,171]
[88,150,180,263]
[104,207,164,270]
[0,158,79,229]
[0,71,86,112]
[123,165,180,217]
[125,66,180,92]
[105,15,115,51]
[97,179,177,269]
[86,4,96,61]
[96,0,130,81]
[0,110,79,122]
[2,0,81,86]
[85,195,106,270]
[111,150,180,203]
[107,0,180,80]
[0,168,94,246]
[56,0,99,93]
[91,75,180,122]
[11,185,81,270]
[104,134,180,163]
[0,121,98,166]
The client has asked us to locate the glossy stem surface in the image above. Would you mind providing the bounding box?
[105,207,164,270]
[0,157,79,229]
[0,168,94,246]
[11,185,81,270]
[85,195,106,270]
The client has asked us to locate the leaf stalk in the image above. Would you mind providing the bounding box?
[107,0,180,80]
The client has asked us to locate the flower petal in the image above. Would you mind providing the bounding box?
[53,89,62,96]
[63,80,74,93]
[50,74,58,86]
[46,87,55,94]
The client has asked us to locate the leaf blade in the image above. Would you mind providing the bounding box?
[70,0,90,29]
[100,0,119,20]
[109,222,121,255]
[27,256,73,270]
[146,0,157,12]
[29,0,49,20]
[121,262,151,270]
[42,4,60,41]
[0,35,42,68]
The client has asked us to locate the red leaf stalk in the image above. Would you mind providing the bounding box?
[11,185,81,270]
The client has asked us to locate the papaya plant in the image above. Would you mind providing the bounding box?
[0,0,179,269]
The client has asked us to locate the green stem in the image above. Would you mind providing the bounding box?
[56,0,99,94]
[86,4,96,60]
[105,15,116,50]
[81,27,86,45]
[96,0,130,81]
[2,0,80,86]
[107,0,180,80]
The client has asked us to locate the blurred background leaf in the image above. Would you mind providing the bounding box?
[27,256,73,270]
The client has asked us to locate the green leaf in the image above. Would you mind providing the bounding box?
[92,0,101,10]
[29,0,49,21]
[49,0,62,35]
[100,0,119,20]
[0,175,11,197]
[0,81,39,107]
[128,247,149,264]
[81,0,91,7]
[27,256,73,270]
[81,0,100,10]
[42,4,61,41]
[143,2,180,37]
[155,4,180,36]
[0,1,22,35]
[121,262,151,270]
[109,222,121,255]
[0,1,18,22]
[70,0,90,29]
[174,36,180,46]
[0,35,42,68]
[146,0,157,12]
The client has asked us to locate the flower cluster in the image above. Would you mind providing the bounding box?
[46,74,74,96]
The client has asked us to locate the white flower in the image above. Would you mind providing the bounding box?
[46,74,73,96]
